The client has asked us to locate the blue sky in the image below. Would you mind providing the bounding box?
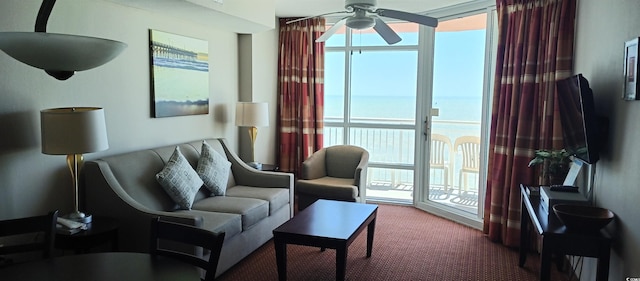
[325,29,486,99]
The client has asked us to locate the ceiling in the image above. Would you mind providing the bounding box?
[102,0,479,33]
[274,0,477,18]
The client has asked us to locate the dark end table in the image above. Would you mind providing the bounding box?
[519,184,611,281]
[257,164,279,172]
[273,199,378,281]
[55,216,119,254]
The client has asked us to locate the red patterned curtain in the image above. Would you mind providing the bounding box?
[277,18,325,176]
[483,0,576,246]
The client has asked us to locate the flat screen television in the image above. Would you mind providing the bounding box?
[556,74,604,164]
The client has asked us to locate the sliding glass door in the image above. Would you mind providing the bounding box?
[324,2,496,228]
[418,12,491,226]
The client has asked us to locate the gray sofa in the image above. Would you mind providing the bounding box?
[84,138,293,278]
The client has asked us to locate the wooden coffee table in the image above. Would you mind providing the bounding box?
[273,199,378,281]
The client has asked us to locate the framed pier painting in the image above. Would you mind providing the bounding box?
[149,29,209,117]
[623,37,640,100]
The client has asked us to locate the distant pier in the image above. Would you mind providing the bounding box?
[151,41,207,61]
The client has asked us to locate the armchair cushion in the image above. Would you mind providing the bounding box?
[155,147,203,210]
[296,177,358,199]
[197,140,231,196]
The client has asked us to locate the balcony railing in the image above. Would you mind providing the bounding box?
[324,117,480,213]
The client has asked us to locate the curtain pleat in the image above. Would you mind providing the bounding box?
[483,0,576,247]
[277,18,325,176]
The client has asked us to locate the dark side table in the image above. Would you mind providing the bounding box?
[273,200,378,281]
[257,164,279,172]
[519,184,611,281]
[55,216,119,254]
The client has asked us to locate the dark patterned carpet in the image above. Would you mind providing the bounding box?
[217,204,570,281]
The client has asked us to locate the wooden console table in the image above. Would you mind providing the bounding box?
[519,184,611,281]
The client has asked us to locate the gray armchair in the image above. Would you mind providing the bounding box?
[295,145,369,211]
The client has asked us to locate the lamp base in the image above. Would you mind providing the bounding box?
[64,212,92,224]
[248,162,262,170]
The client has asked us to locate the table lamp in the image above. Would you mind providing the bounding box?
[235,102,269,169]
[41,107,109,223]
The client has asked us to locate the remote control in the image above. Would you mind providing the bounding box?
[57,217,86,229]
[549,185,579,193]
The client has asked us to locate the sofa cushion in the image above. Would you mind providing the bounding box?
[296,177,358,199]
[155,147,203,210]
[226,186,290,215]
[197,140,231,196]
[192,196,268,230]
[174,209,242,239]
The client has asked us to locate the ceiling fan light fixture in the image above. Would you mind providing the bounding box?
[310,0,438,45]
[345,11,375,30]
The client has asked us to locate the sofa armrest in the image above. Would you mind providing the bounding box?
[216,139,295,217]
[217,138,294,189]
[354,150,369,198]
[85,160,203,252]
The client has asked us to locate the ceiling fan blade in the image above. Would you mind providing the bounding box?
[376,9,438,28]
[285,11,351,25]
[316,18,347,42]
[373,18,401,45]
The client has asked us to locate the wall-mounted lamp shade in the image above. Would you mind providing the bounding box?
[0,32,127,79]
[236,102,269,127]
[41,107,109,155]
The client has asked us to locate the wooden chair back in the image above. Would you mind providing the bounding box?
[149,218,225,281]
[0,210,58,262]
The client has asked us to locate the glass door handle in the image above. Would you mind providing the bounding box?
[424,116,430,136]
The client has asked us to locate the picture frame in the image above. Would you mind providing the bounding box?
[623,37,639,100]
[149,29,210,117]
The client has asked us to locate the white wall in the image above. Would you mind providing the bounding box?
[574,0,640,279]
[104,0,276,34]
[237,25,279,166]
[0,0,240,219]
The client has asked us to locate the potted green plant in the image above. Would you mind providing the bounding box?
[528,149,571,185]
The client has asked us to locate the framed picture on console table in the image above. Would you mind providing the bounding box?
[149,29,210,117]
[623,37,639,100]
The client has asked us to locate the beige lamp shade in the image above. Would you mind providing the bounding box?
[235,102,269,127]
[40,107,109,155]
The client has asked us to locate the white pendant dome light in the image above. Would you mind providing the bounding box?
[0,0,127,80]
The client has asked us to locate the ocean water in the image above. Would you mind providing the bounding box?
[152,59,209,103]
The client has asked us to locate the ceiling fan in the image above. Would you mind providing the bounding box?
[286,0,438,45]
